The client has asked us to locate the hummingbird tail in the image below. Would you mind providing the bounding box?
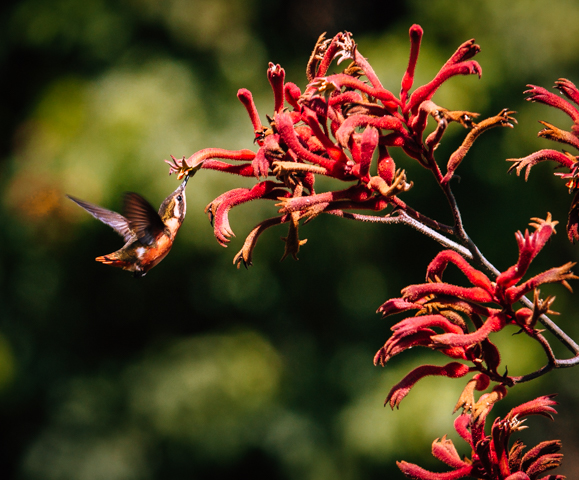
[95,255,132,269]
[95,254,145,277]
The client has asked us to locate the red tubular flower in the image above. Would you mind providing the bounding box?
[375,216,576,405]
[275,111,351,178]
[397,395,563,480]
[497,215,558,289]
[167,26,512,264]
[376,144,396,184]
[508,150,576,181]
[310,32,348,79]
[267,63,285,114]
[284,82,302,111]
[310,73,401,107]
[237,89,264,143]
[431,435,468,470]
[375,314,467,366]
[397,461,472,480]
[555,78,579,106]
[353,126,378,181]
[165,148,257,179]
[385,363,470,409]
[406,60,482,116]
[255,133,289,179]
[402,283,494,303]
[400,24,423,103]
[426,250,493,290]
[509,78,579,242]
[405,37,482,115]
[431,315,505,348]
[377,298,424,317]
[205,181,287,246]
[334,113,406,149]
[507,394,558,421]
[525,84,579,122]
[299,108,347,163]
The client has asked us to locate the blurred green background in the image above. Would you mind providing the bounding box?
[2,0,579,478]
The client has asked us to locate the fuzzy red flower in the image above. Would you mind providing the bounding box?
[397,394,564,480]
[166,26,515,266]
[375,215,576,408]
[508,78,579,242]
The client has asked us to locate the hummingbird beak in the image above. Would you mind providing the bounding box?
[178,159,203,188]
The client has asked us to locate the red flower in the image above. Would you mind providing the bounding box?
[166,26,514,266]
[397,394,564,480]
[375,215,576,408]
[508,78,579,242]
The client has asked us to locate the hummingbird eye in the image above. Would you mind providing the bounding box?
[177,195,183,202]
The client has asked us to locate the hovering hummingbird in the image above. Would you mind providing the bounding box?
[67,165,201,277]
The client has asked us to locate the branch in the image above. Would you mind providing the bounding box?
[519,295,579,359]
[327,209,473,258]
[329,207,579,368]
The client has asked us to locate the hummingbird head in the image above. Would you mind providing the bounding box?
[159,175,189,233]
[158,160,203,235]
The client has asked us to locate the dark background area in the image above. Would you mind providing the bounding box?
[2,0,579,478]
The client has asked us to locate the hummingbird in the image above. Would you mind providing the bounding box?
[67,166,200,277]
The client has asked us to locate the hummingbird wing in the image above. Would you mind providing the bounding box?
[123,192,166,246]
[67,195,134,243]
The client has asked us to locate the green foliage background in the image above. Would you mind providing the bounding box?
[2,0,579,478]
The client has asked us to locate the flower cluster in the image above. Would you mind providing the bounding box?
[398,393,563,480]
[374,214,576,409]
[509,79,579,242]
[162,24,573,478]
[166,26,515,266]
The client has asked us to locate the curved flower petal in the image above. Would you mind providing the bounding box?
[385,362,470,409]
[397,460,473,480]
[407,61,482,115]
[525,84,579,122]
[507,149,576,181]
[402,283,493,303]
[335,114,405,148]
[431,315,505,347]
[377,297,423,317]
[431,436,470,469]
[426,250,493,291]
[507,394,558,421]
[497,215,558,290]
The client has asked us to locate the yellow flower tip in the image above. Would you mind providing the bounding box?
[529,212,559,233]
[280,236,307,262]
